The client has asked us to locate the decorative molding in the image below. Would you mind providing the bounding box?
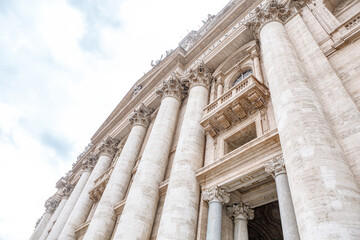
[99,136,119,158]
[61,183,73,199]
[155,73,186,102]
[264,155,286,177]
[245,0,293,38]
[128,103,152,128]
[227,202,255,220]
[183,60,212,89]
[202,186,230,204]
[82,153,97,172]
[44,197,60,214]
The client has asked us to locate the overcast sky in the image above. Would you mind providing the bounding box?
[0,0,230,239]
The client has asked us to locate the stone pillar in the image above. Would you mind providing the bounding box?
[203,186,230,240]
[249,46,263,84]
[228,203,254,240]
[113,74,185,239]
[210,80,216,102]
[246,2,360,239]
[264,155,300,240]
[46,155,95,240]
[217,76,224,97]
[58,137,118,240]
[29,197,59,240]
[157,61,211,240]
[83,104,151,240]
[39,184,72,240]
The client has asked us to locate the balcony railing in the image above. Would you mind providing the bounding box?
[201,75,269,137]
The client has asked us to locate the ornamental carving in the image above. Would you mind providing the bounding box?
[99,136,119,158]
[227,203,254,220]
[183,60,212,89]
[155,73,186,101]
[44,197,60,214]
[128,103,152,127]
[61,183,73,199]
[245,0,292,38]
[264,155,286,177]
[82,153,97,172]
[202,186,230,204]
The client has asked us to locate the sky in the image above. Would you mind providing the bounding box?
[0,0,229,239]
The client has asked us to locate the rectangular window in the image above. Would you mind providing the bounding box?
[224,122,257,154]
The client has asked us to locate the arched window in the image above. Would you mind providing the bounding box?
[232,69,252,86]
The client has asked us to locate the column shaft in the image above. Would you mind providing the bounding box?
[46,171,91,240]
[275,173,299,240]
[260,20,360,239]
[58,154,114,240]
[29,212,52,240]
[252,55,263,84]
[206,201,222,240]
[114,96,181,239]
[157,84,209,239]
[39,198,67,240]
[234,218,248,240]
[217,82,223,96]
[83,125,147,240]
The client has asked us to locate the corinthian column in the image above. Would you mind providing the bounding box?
[58,137,118,240]
[47,155,96,240]
[228,203,254,240]
[83,104,151,240]
[264,155,299,240]
[246,2,360,239]
[203,186,230,240]
[39,184,73,240]
[113,74,185,239]
[29,197,59,240]
[157,61,211,240]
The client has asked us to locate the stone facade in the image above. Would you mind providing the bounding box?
[30,0,360,239]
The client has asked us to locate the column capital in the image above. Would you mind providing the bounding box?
[227,203,254,221]
[264,155,286,177]
[99,136,119,158]
[45,197,60,214]
[202,186,230,204]
[249,45,260,60]
[128,103,152,128]
[82,153,97,172]
[155,73,185,102]
[60,183,73,199]
[183,60,212,89]
[245,0,296,38]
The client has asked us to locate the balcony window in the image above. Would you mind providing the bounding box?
[232,69,252,87]
[224,122,257,154]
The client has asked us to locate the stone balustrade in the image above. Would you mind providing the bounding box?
[201,75,268,137]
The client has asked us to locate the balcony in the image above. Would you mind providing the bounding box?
[201,75,269,137]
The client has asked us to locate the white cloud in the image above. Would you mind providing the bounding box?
[0,0,228,239]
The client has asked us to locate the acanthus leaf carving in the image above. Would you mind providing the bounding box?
[82,152,97,172]
[155,73,186,102]
[128,103,152,128]
[44,197,60,214]
[227,202,254,220]
[202,186,230,204]
[264,154,286,177]
[182,60,212,89]
[99,136,119,158]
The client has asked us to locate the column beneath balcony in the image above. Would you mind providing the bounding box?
[83,104,151,240]
[246,3,360,239]
[203,186,230,240]
[29,197,59,240]
[113,74,184,240]
[157,61,211,240]
[58,136,118,240]
[228,203,254,240]
[265,155,299,240]
[46,157,95,240]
